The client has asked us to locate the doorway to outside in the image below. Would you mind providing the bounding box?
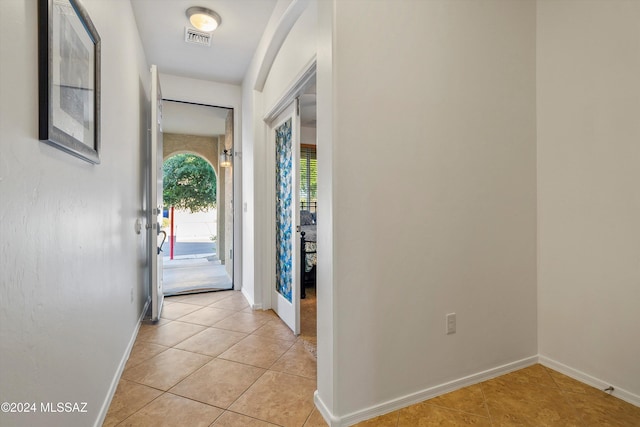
[160,100,235,296]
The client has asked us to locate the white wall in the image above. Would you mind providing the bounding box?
[319,0,538,420]
[315,0,335,416]
[0,1,150,425]
[241,0,317,309]
[240,87,260,305]
[301,126,316,145]
[537,0,640,401]
[241,0,296,308]
[262,2,317,112]
[260,2,318,308]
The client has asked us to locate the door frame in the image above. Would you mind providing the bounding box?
[149,64,164,321]
[256,60,316,310]
[268,101,300,333]
[262,58,316,322]
[160,100,236,292]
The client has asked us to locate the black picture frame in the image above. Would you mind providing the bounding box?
[38,0,101,164]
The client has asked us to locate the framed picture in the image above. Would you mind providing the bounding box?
[38,0,101,164]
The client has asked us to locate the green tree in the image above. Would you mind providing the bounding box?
[163,154,216,212]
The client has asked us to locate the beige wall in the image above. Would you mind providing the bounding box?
[163,133,219,174]
[537,0,640,400]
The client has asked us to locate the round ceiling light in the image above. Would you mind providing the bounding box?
[186,7,221,32]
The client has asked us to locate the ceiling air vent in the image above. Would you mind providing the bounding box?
[185,27,212,47]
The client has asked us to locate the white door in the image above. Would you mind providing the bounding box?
[149,64,164,321]
[271,100,301,334]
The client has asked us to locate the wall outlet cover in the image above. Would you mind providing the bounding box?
[446,313,456,335]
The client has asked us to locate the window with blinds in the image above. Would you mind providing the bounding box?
[300,145,317,212]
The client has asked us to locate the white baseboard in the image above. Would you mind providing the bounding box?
[314,391,341,427]
[94,297,151,427]
[315,355,538,426]
[240,287,263,310]
[538,355,640,407]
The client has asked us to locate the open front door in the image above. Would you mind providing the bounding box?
[271,100,300,334]
[149,64,164,321]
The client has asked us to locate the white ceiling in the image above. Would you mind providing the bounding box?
[131,0,316,136]
[131,1,277,137]
[130,0,278,84]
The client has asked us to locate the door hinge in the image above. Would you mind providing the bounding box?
[296,97,300,116]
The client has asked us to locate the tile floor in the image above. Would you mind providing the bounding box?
[353,363,640,426]
[104,290,640,426]
[103,290,321,427]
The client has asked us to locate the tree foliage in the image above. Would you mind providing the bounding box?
[163,154,216,212]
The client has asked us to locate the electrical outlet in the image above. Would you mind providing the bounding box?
[446,313,456,335]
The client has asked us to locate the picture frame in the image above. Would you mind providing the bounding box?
[38,0,101,164]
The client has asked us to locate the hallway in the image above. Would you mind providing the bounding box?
[103,291,324,426]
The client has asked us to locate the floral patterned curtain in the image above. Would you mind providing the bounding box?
[275,119,293,302]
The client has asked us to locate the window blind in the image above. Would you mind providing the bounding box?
[300,145,317,212]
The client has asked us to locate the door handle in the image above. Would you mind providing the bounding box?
[157,230,167,255]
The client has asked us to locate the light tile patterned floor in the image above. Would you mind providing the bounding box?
[103,291,319,427]
[104,290,640,426]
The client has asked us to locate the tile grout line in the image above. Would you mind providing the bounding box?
[217,363,270,418]
[124,296,254,425]
[220,408,287,427]
[542,366,589,426]
[301,405,318,427]
[121,297,240,420]
[108,291,316,427]
[168,296,284,425]
[478,383,494,426]
[193,294,296,425]
[163,389,228,412]
[112,390,168,427]
[212,341,315,425]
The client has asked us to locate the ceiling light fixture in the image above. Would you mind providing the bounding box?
[186,6,221,32]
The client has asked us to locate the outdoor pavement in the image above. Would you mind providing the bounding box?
[161,239,216,257]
